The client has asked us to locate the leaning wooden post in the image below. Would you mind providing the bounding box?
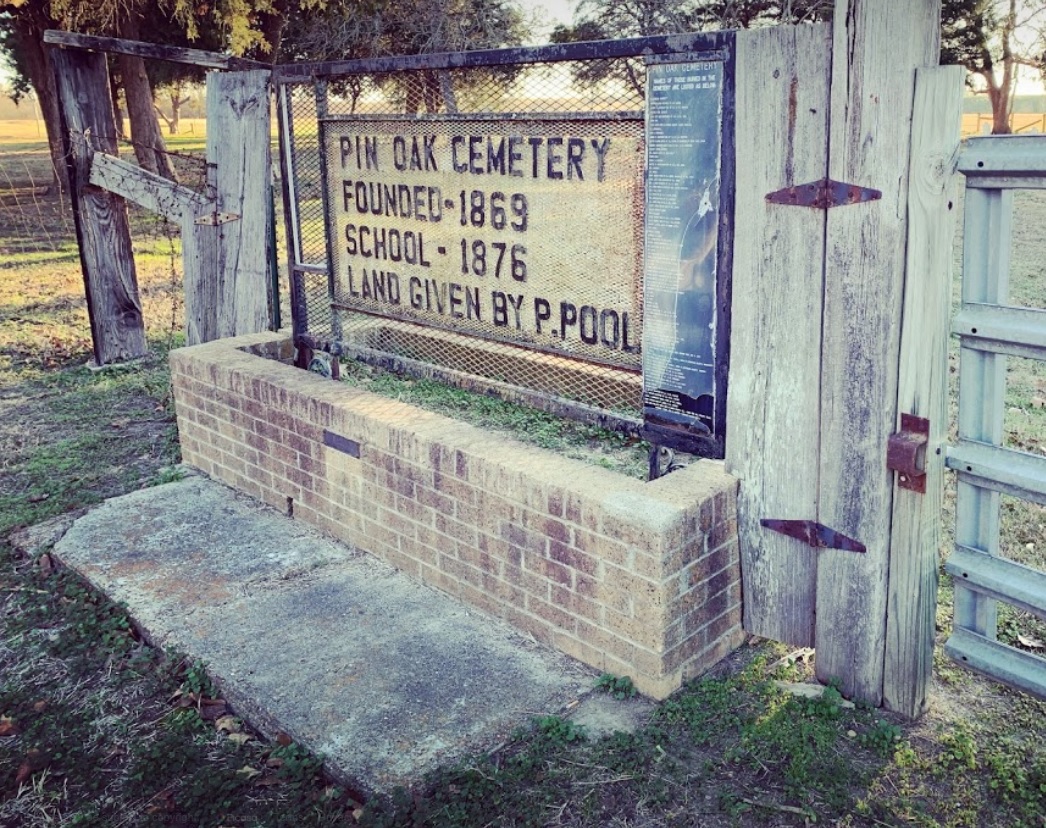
[882,65,964,717]
[205,69,273,339]
[50,46,147,364]
[814,0,942,704]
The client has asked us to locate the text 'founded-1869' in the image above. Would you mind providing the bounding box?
[323,119,644,368]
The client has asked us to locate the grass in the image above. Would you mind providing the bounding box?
[338,360,653,478]
[2,125,1046,827]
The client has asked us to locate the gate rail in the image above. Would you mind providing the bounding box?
[946,135,1046,699]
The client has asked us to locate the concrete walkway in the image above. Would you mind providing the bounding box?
[45,473,651,793]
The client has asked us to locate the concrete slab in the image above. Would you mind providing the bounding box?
[52,474,598,792]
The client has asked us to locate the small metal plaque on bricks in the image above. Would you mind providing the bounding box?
[323,430,361,458]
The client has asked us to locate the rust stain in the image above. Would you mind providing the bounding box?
[785,75,799,184]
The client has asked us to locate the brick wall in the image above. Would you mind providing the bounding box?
[170,332,744,699]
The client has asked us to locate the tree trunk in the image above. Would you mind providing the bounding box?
[117,13,178,181]
[109,69,125,140]
[13,6,69,193]
[985,78,1012,134]
[169,89,183,135]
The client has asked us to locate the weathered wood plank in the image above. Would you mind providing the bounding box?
[44,30,263,71]
[207,70,272,339]
[815,0,942,704]
[89,152,212,221]
[883,65,964,718]
[726,23,832,646]
[50,46,147,365]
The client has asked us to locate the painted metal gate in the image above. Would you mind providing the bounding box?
[946,135,1046,699]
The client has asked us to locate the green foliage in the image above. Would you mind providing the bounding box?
[939,726,979,772]
[531,714,588,746]
[595,672,637,700]
[986,744,1046,821]
[180,658,216,699]
[860,719,904,757]
[271,741,326,785]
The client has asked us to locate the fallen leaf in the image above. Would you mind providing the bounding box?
[254,774,282,787]
[0,716,20,737]
[32,701,48,713]
[352,807,364,822]
[215,715,241,733]
[236,765,262,780]
[28,493,50,504]
[276,731,293,747]
[199,699,228,721]
[110,418,130,429]
[227,733,253,746]
[265,756,284,769]
[1032,396,1046,409]
[37,553,53,576]
[14,749,49,785]
[1018,634,1045,649]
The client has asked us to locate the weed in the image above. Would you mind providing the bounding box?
[271,741,326,785]
[939,726,979,772]
[595,672,637,700]
[531,714,588,745]
[859,719,903,757]
[180,657,216,699]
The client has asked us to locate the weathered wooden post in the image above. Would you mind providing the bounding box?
[206,69,272,339]
[51,46,147,365]
[47,31,273,351]
[815,0,945,705]
[729,1,960,713]
[883,66,964,717]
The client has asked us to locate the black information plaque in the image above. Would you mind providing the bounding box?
[641,58,724,445]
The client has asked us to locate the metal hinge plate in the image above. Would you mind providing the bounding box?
[888,413,930,493]
[765,178,882,209]
[760,519,866,553]
[194,211,240,225]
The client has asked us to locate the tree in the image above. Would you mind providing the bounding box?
[0,1,69,192]
[943,0,1046,133]
[281,0,527,113]
[550,0,832,97]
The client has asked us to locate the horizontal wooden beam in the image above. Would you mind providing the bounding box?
[43,30,266,71]
[89,152,213,222]
[273,30,733,83]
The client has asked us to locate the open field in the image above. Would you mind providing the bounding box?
[2,128,1046,826]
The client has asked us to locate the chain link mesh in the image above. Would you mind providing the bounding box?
[283,57,650,415]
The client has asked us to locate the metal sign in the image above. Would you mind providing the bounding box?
[641,58,724,439]
[321,117,644,369]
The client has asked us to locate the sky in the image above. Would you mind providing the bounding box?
[516,0,578,41]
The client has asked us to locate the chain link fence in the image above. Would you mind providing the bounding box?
[275,36,728,425]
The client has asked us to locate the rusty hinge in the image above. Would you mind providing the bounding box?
[887,413,929,493]
[766,178,882,209]
[760,519,866,553]
[194,211,240,226]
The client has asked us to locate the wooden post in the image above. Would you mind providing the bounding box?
[815,0,942,704]
[51,46,147,365]
[883,65,964,717]
[206,69,272,339]
[726,23,832,646]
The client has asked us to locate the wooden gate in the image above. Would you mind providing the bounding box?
[726,3,965,717]
[944,135,1046,700]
